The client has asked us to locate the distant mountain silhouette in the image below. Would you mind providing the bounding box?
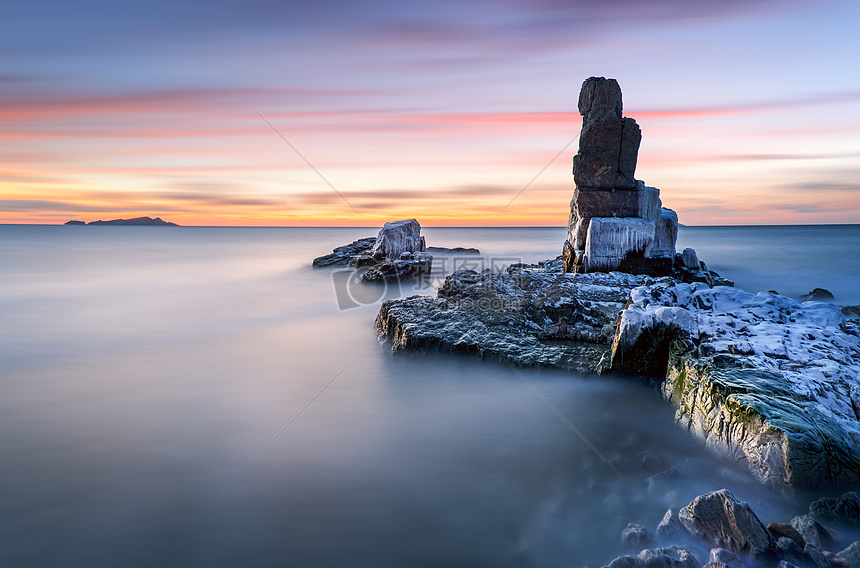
[65,216,179,226]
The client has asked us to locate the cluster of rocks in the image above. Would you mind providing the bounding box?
[312,219,434,282]
[604,489,860,568]
[563,77,680,277]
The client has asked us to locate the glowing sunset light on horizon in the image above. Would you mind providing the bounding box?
[2,0,859,227]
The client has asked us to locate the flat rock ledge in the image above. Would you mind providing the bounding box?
[376,257,654,375]
[375,259,860,495]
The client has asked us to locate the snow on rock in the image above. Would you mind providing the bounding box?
[376,259,654,375]
[371,219,426,261]
[609,280,860,494]
[584,217,655,272]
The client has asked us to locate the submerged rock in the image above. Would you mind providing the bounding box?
[608,281,860,494]
[621,523,657,549]
[656,509,686,540]
[801,288,835,302]
[604,545,700,568]
[678,489,774,558]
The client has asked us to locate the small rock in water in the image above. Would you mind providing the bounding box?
[800,288,835,302]
[791,515,835,551]
[837,541,860,566]
[680,248,699,270]
[768,521,806,549]
[804,544,831,567]
[621,523,657,549]
[603,545,700,568]
[776,537,806,566]
[709,547,742,568]
[809,492,860,527]
[679,489,774,558]
[656,509,685,540]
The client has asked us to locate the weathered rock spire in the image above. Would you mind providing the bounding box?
[563,77,678,275]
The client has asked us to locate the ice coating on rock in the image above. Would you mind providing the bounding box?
[371,219,426,261]
[584,217,655,272]
[651,209,678,258]
[563,77,678,274]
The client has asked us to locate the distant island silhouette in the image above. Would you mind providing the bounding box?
[65,216,178,226]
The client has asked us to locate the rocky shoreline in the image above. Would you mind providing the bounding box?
[603,489,859,567]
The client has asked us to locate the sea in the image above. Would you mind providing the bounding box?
[1,224,858,567]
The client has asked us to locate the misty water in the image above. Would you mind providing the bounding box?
[2,224,858,567]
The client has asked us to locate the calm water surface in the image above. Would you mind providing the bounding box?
[2,225,857,567]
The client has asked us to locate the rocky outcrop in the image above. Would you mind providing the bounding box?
[607,281,860,494]
[64,220,85,225]
[376,258,653,375]
[371,219,426,261]
[312,237,377,267]
[563,77,679,275]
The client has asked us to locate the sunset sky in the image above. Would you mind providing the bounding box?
[2,0,859,226]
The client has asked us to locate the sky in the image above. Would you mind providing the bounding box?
[2,0,859,226]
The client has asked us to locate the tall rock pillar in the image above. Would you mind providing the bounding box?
[563,77,678,275]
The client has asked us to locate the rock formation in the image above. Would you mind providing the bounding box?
[371,219,426,261]
[563,77,678,275]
